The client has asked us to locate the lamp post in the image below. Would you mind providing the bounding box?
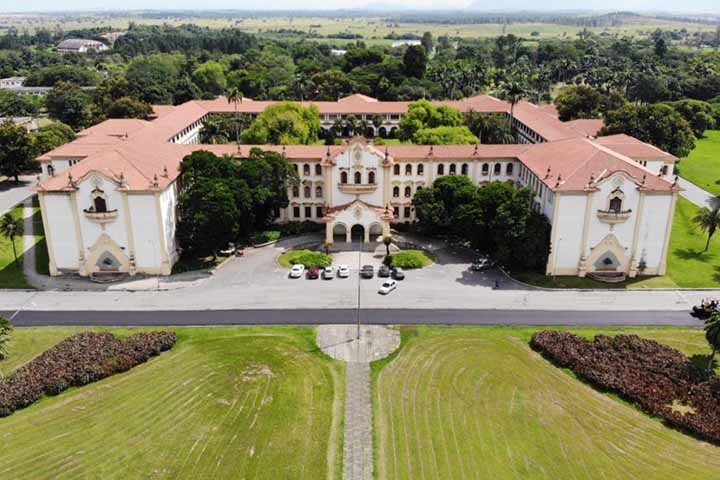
[356,237,362,340]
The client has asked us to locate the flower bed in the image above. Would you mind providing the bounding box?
[531,330,720,444]
[0,331,176,417]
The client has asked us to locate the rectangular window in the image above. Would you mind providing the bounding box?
[293,206,300,218]
[316,206,324,218]
[404,207,411,219]
[305,206,312,219]
[393,206,399,218]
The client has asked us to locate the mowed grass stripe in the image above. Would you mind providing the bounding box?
[0,327,343,480]
[375,327,720,480]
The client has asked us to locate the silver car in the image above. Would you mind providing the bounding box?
[322,266,335,279]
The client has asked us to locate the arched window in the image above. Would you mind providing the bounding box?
[393,186,400,198]
[506,163,514,175]
[294,164,299,173]
[404,186,412,198]
[405,164,412,175]
[416,186,423,192]
[292,186,299,197]
[315,186,323,197]
[461,163,468,175]
[609,197,623,213]
[47,165,55,177]
[93,196,107,213]
[393,164,400,175]
[303,164,310,176]
[417,164,424,175]
[368,171,375,184]
[304,186,311,198]
[482,163,489,175]
[315,164,322,175]
[354,171,362,184]
[437,164,445,175]
[449,164,457,175]
[494,163,501,175]
[341,171,348,184]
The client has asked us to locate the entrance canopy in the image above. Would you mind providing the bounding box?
[323,199,393,243]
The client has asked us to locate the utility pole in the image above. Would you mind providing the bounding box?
[356,241,361,340]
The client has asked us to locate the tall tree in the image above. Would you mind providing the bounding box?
[498,81,527,130]
[226,87,244,143]
[704,310,720,374]
[45,82,93,130]
[402,45,427,79]
[0,212,23,267]
[0,121,34,182]
[241,102,320,145]
[693,202,720,252]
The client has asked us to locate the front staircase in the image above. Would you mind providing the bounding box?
[587,271,627,283]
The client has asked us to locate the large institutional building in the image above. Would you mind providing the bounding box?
[36,93,680,280]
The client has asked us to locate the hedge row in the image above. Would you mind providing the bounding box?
[531,330,720,445]
[0,331,176,417]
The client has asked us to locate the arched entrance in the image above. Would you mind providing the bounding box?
[369,222,383,242]
[351,224,365,242]
[333,223,347,242]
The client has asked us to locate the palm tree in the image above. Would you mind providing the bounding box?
[499,81,527,127]
[382,235,393,256]
[226,88,243,143]
[199,118,230,145]
[0,213,23,268]
[0,316,12,362]
[693,203,720,252]
[705,310,720,374]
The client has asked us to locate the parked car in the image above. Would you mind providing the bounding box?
[378,265,391,277]
[360,265,374,279]
[337,265,350,278]
[289,264,305,278]
[378,279,398,295]
[322,266,334,280]
[471,255,496,271]
[307,266,320,279]
[391,267,405,280]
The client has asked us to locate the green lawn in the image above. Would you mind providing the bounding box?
[0,204,30,288]
[374,326,720,480]
[277,249,332,268]
[0,326,345,480]
[388,249,435,269]
[678,130,720,196]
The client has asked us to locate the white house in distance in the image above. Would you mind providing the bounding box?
[35,94,680,281]
[57,39,109,54]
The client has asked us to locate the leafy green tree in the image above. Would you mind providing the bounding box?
[414,126,478,144]
[498,81,528,128]
[107,97,153,119]
[0,212,23,267]
[192,61,227,97]
[45,82,93,130]
[30,122,75,156]
[310,70,354,101]
[421,32,433,55]
[226,87,243,143]
[704,310,720,374]
[382,235,393,256]
[398,99,464,142]
[554,85,605,121]
[693,202,720,252]
[0,316,12,362]
[601,103,696,158]
[0,121,34,182]
[403,45,427,79]
[665,99,716,138]
[0,90,39,117]
[464,112,514,144]
[241,102,320,145]
[199,117,230,145]
[24,64,100,87]
[126,55,183,104]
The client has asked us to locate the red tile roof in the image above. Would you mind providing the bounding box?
[594,134,677,162]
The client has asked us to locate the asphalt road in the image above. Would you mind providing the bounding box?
[1,308,700,327]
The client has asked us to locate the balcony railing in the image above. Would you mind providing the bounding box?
[338,183,378,194]
[597,209,632,224]
[83,208,119,223]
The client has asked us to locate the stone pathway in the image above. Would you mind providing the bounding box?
[317,324,400,480]
[677,177,716,209]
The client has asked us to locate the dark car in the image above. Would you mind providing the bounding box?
[391,267,405,280]
[471,255,496,271]
[378,265,391,277]
[360,265,374,279]
[307,266,320,279]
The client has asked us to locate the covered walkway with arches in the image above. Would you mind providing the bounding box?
[323,199,392,244]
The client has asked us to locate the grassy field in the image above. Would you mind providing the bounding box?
[0,326,345,480]
[515,196,720,289]
[1,14,715,45]
[374,326,720,480]
[0,204,29,289]
[678,130,720,196]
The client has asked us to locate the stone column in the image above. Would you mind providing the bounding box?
[364,226,370,243]
[325,222,333,244]
[346,228,351,243]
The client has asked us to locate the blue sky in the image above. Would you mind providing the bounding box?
[0,1,718,13]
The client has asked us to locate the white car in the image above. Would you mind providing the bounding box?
[378,279,398,295]
[337,265,350,278]
[289,264,305,278]
[322,266,334,279]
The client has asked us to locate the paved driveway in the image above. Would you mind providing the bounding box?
[0,175,36,215]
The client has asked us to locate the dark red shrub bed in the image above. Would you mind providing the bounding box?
[531,330,720,445]
[0,331,176,417]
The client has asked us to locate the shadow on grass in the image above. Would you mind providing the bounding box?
[0,252,28,289]
[674,248,715,261]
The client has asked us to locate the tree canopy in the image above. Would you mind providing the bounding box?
[241,102,320,145]
[0,121,34,182]
[398,99,465,142]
